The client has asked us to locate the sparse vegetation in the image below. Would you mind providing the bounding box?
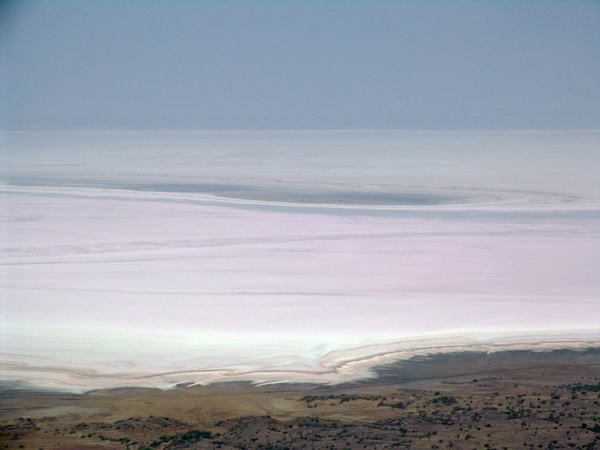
[3,364,600,450]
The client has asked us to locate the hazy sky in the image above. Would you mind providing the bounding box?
[1,1,599,130]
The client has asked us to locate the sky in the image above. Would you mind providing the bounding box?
[1,1,599,130]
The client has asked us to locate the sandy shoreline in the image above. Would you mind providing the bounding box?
[3,347,599,414]
[2,337,600,393]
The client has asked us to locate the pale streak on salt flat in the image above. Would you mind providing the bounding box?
[1,130,599,391]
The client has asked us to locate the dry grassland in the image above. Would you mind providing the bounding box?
[2,350,599,450]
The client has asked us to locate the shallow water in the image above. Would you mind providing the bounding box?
[1,130,599,391]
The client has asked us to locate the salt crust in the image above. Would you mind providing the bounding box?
[2,332,600,393]
[2,136,599,393]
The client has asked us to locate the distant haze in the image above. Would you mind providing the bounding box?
[1,1,599,130]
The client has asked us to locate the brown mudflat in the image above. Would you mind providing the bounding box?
[2,349,600,449]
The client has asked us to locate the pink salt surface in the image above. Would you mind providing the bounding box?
[2,185,599,391]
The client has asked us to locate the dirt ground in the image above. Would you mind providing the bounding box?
[2,349,599,450]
